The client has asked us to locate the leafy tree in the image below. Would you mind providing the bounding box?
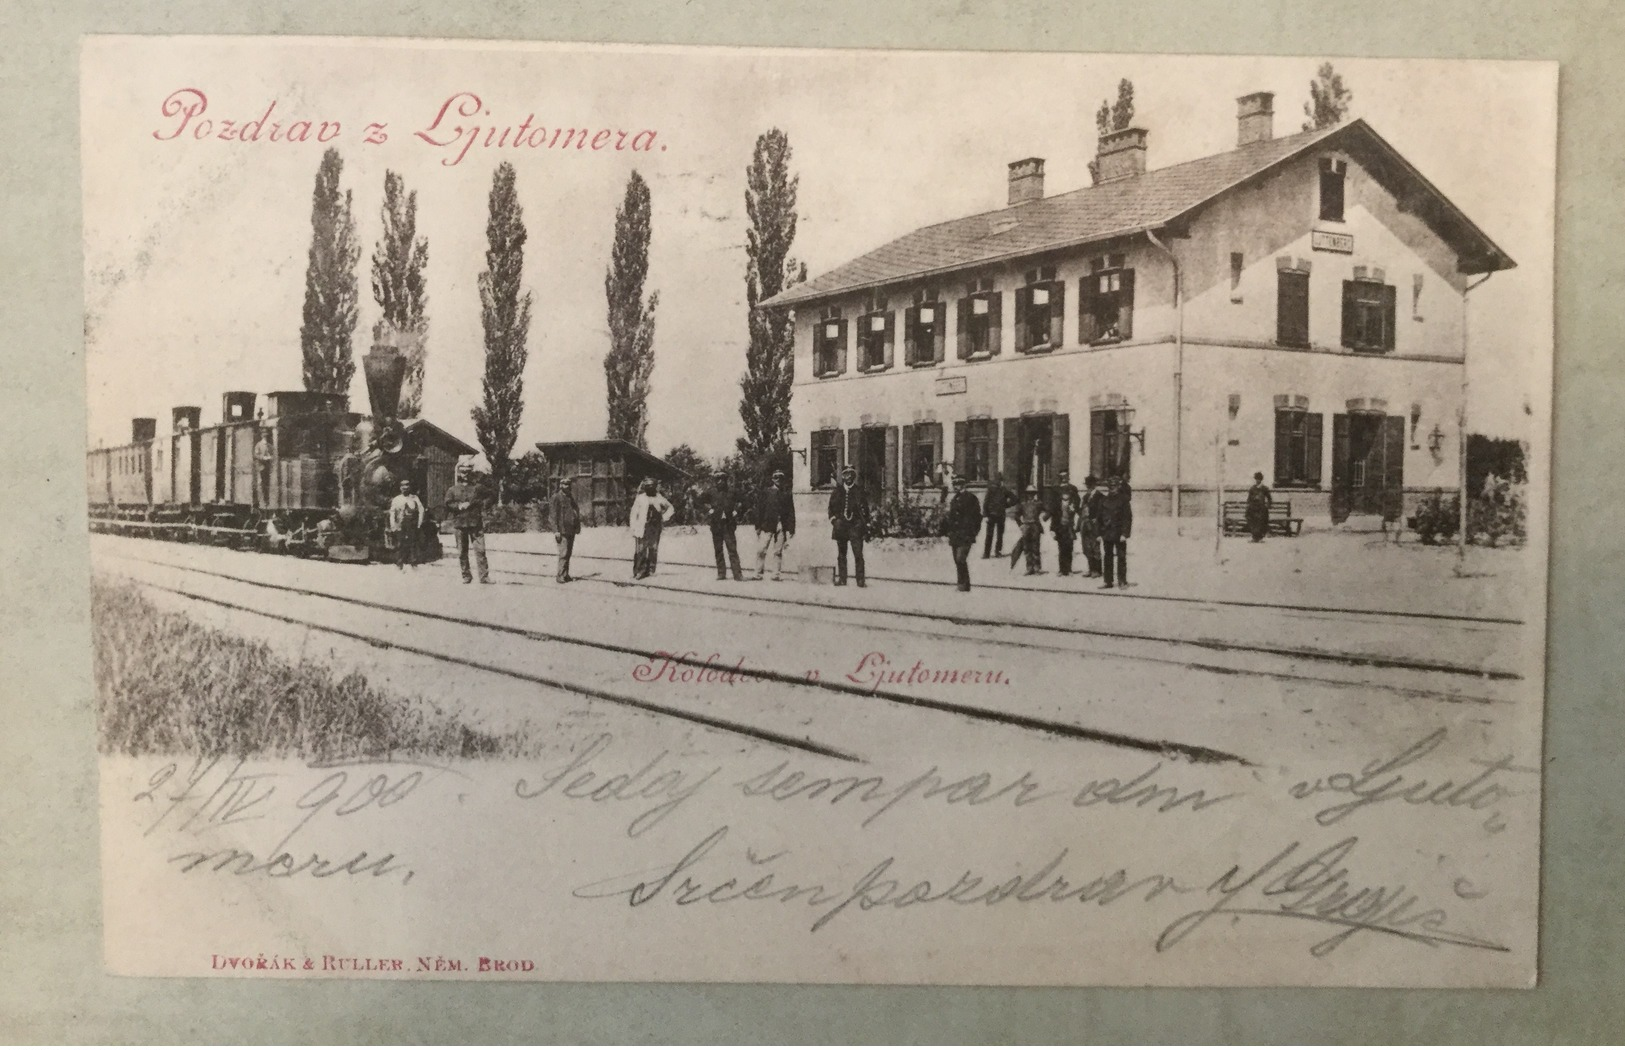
[471,162,533,502]
[1302,62,1353,131]
[603,171,659,449]
[738,129,803,460]
[663,443,709,480]
[370,171,430,417]
[300,148,361,395]
[1087,79,1135,184]
[505,449,553,505]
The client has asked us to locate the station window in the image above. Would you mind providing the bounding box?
[810,429,842,488]
[1320,157,1347,222]
[957,278,1000,358]
[1015,266,1064,353]
[1079,255,1134,344]
[905,289,946,366]
[903,422,943,487]
[1274,409,1323,487]
[1277,269,1310,347]
[1341,278,1396,352]
[815,307,847,377]
[961,419,996,483]
[858,291,893,371]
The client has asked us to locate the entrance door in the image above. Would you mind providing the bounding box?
[1331,413,1404,523]
[847,426,899,497]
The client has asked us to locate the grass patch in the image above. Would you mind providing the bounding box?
[92,577,535,761]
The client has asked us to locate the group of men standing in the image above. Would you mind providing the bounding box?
[692,468,798,582]
[978,472,1135,588]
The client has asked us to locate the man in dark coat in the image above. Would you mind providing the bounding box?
[699,470,744,581]
[753,469,796,581]
[1079,474,1104,577]
[1052,470,1081,576]
[549,477,582,583]
[827,464,870,587]
[443,462,491,584]
[942,472,982,592]
[1246,471,1272,542]
[981,473,1012,559]
[1008,486,1049,575]
[1099,475,1133,588]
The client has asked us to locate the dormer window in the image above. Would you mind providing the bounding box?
[905,288,946,366]
[1015,266,1063,353]
[1320,157,1347,223]
[956,277,1001,359]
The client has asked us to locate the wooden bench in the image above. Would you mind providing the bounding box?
[1222,500,1303,537]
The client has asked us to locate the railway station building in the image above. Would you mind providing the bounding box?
[765,93,1514,527]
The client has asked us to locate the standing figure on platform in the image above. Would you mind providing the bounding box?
[1079,474,1104,577]
[550,477,581,583]
[629,477,675,579]
[701,469,744,581]
[753,469,796,581]
[387,478,425,570]
[827,464,870,587]
[1246,471,1272,542]
[253,429,274,506]
[1053,470,1081,577]
[942,472,982,592]
[981,473,1012,559]
[1008,486,1049,575]
[444,461,491,585]
[1099,475,1133,589]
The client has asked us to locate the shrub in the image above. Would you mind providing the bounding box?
[481,502,534,533]
[871,486,943,539]
[1408,490,1459,545]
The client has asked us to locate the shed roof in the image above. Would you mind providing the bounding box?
[765,119,1514,309]
[534,438,692,483]
[402,419,478,457]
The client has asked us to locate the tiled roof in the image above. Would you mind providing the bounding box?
[765,119,1511,308]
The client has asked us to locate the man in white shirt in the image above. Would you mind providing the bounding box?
[388,478,426,570]
[628,477,674,579]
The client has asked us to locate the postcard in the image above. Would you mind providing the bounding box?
[82,36,1555,985]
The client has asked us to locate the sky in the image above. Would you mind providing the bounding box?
[81,39,1556,462]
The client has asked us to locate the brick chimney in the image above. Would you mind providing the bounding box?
[131,418,157,442]
[1096,128,1147,183]
[1237,91,1274,146]
[171,406,201,432]
[1007,157,1045,205]
[222,391,257,423]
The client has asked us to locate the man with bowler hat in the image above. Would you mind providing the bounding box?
[1246,471,1272,543]
[981,472,1012,559]
[1079,474,1104,577]
[1099,475,1133,588]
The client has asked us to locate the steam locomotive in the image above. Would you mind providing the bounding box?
[85,344,474,562]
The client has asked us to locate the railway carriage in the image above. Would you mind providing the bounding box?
[86,344,475,561]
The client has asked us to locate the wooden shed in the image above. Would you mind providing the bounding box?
[534,439,691,527]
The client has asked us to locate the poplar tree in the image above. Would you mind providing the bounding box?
[370,170,430,417]
[471,162,533,501]
[738,129,801,461]
[1303,62,1353,131]
[603,171,659,449]
[299,148,360,395]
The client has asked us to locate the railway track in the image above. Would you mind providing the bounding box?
[98,549,1252,767]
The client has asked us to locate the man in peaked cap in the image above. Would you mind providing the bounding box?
[443,460,491,584]
[942,471,982,592]
[753,468,796,581]
[827,463,870,587]
[699,469,745,581]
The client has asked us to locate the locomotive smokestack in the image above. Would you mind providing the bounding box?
[363,343,406,422]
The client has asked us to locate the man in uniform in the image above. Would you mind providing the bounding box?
[550,477,582,583]
[1079,474,1104,577]
[1099,475,1133,589]
[629,477,675,579]
[942,472,981,592]
[827,464,870,587]
[387,478,426,570]
[1246,471,1272,542]
[753,469,796,581]
[1008,485,1048,575]
[1052,470,1081,577]
[444,461,491,584]
[981,473,1012,559]
[253,429,274,506]
[700,469,744,581]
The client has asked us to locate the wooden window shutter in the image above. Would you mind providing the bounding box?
[900,423,916,484]
[1048,282,1065,347]
[834,429,847,472]
[836,319,849,375]
[1278,271,1309,346]
[1078,277,1098,344]
[881,312,895,369]
[1330,414,1351,523]
[988,293,1003,355]
[883,426,899,494]
[1119,269,1136,339]
[1273,411,1293,486]
[903,306,919,364]
[1090,410,1107,479]
[953,421,968,476]
[955,298,969,360]
[1051,413,1070,483]
[932,310,946,363]
[846,429,860,478]
[1380,284,1397,351]
[1340,281,1357,347]
[1002,417,1022,485]
[1304,413,1324,486]
[1013,286,1031,352]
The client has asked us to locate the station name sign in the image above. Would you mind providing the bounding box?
[936,376,968,396]
[1311,230,1354,254]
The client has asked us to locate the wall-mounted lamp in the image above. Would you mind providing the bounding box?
[1123,406,1147,455]
[1427,424,1446,458]
[1410,402,1423,448]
